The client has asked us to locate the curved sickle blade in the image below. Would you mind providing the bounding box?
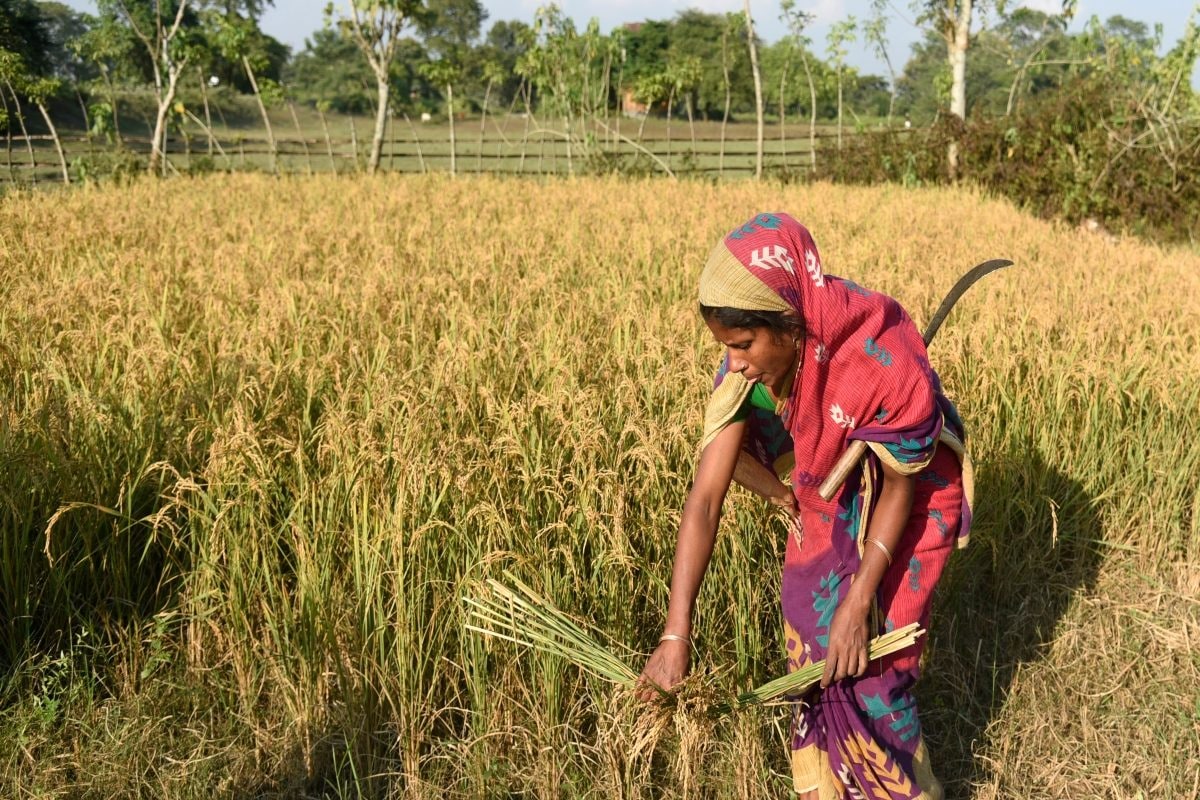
[921,259,1014,346]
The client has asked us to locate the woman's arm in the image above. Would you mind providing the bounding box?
[733,450,793,510]
[637,419,744,700]
[820,459,915,688]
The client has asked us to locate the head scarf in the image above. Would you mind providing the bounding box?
[698,212,972,541]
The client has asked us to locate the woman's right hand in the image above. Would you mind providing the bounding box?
[637,638,691,702]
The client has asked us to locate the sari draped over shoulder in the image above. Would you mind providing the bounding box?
[699,213,973,800]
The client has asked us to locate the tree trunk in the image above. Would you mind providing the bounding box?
[779,49,790,165]
[837,66,843,151]
[287,101,312,175]
[403,112,426,173]
[149,63,185,176]
[478,78,492,174]
[743,0,764,180]
[5,83,35,184]
[446,83,456,177]
[0,89,14,182]
[198,68,214,155]
[368,74,389,174]
[349,114,360,171]
[317,106,336,174]
[947,0,973,180]
[686,92,696,167]
[242,57,277,174]
[800,50,817,171]
[720,30,731,177]
[665,87,673,166]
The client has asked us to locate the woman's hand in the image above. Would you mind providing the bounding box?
[637,639,691,702]
[820,594,871,688]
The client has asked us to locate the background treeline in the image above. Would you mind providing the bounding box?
[2,0,1199,242]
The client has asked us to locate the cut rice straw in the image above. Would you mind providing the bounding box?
[464,573,924,715]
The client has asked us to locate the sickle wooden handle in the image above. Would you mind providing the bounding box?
[818,439,868,502]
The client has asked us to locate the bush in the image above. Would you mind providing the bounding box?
[815,76,1200,244]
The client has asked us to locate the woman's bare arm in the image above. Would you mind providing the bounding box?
[638,420,744,698]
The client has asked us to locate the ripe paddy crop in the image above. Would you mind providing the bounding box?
[0,175,1197,798]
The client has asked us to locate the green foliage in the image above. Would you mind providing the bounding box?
[0,0,52,77]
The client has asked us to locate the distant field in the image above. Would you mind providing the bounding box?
[0,175,1197,798]
[2,101,880,182]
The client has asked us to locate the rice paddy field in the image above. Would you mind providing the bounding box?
[0,175,1197,798]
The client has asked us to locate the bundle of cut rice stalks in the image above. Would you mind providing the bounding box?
[464,572,924,714]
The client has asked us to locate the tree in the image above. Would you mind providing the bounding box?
[0,48,69,183]
[743,0,763,179]
[913,0,1011,178]
[98,0,203,175]
[780,0,817,171]
[865,1,898,124]
[209,9,283,172]
[336,0,424,175]
[0,0,53,77]
[826,16,856,150]
[72,9,139,144]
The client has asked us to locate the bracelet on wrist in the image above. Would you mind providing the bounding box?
[659,633,691,647]
[864,537,893,566]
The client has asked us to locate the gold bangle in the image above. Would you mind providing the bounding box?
[864,537,893,567]
[659,633,691,647]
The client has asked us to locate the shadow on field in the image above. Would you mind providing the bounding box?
[919,440,1102,796]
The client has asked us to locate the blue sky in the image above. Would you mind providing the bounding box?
[62,0,1198,83]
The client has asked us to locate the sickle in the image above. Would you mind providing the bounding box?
[816,259,1014,503]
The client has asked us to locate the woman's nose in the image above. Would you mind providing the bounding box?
[728,353,748,373]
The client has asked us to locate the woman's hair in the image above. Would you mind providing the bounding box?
[699,304,805,340]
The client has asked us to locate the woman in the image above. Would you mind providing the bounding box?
[639,213,973,799]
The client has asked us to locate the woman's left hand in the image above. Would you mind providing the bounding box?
[820,594,871,689]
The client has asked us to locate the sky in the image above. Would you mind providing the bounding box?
[61,0,1198,84]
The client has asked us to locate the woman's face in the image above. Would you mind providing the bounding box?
[704,317,800,395]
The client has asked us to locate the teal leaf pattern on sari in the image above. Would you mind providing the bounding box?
[884,435,935,465]
[861,692,920,743]
[812,570,843,648]
[837,492,863,541]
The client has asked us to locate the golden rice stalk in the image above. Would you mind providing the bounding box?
[464,575,923,715]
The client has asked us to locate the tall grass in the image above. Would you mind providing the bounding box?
[0,175,1196,798]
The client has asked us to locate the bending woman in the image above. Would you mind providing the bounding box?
[639,213,973,799]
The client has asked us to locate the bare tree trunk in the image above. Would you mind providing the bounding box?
[446,83,456,177]
[5,82,36,185]
[287,101,312,175]
[38,96,71,183]
[403,112,426,173]
[1,89,14,182]
[685,92,696,168]
[478,78,492,174]
[779,48,790,166]
[665,87,674,166]
[743,0,764,180]
[837,65,843,151]
[947,0,973,180]
[75,89,91,144]
[368,75,389,174]
[720,31,731,177]
[800,50,817,171]
[149,60,187,176]
[387,105,395,171]
[519,80,531,174]
[242,57,277,174]
[317,106,337,174]
[198,68,214,155]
